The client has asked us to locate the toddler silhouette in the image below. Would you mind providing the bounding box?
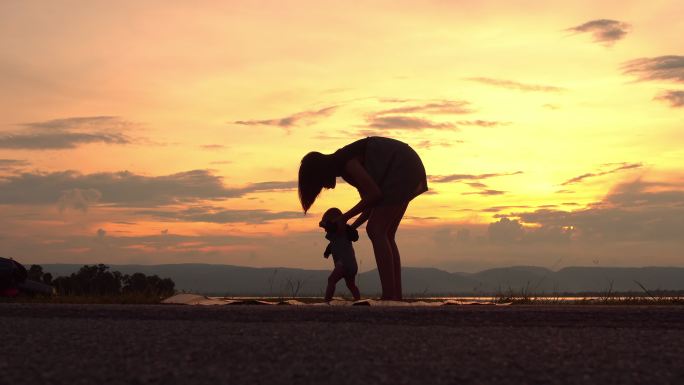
[319,208,361,301]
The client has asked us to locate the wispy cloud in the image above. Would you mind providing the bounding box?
[463,189,506,196]
[0,169,296,207]
[429,171,523,183]
[560,162,642,186]
[246,181,298,192]
[456,120,505,127]
[366,116,457,130]
[414,140,461,149]
[137,207,302,224]
[0,116,135,150]
[375,100,472,115]
[622,56,684,83]
[566,19,631,46]
[654,90,684,108]
[20,116,133,131]
[361,98,506,132]
[481,205,531,213]
[429,171,521,196]
[0,132,131,150]
[200,144,225,150]
[363,116,504,132]
[0,159,29,168]
[234,106,337,132]
[465,77,565,92]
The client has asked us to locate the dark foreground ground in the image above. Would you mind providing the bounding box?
[1,304,683,385]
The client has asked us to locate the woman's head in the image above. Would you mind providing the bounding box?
[298,151,336,213]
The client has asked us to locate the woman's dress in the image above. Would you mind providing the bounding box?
[332,136,428,206]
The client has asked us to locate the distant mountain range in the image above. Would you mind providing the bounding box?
[37,263,684,296]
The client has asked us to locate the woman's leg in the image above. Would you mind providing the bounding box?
[388,202,409,300]
[367,204,408,300]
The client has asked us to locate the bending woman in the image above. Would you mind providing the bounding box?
[298,136,428,300]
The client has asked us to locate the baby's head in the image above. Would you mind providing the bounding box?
[319,207,342,232]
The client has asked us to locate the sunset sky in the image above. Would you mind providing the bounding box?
[1,0,683,272]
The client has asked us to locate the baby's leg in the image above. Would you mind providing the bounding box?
[344,277,361,301]
[325,265,345,301]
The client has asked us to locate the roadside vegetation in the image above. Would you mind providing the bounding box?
[1,264,175,304]
[491,280,684,305]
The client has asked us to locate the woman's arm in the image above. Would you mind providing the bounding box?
[339,158,381,224]
[350,209,371,229]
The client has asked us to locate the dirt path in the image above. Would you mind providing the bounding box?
[1,304,682,384]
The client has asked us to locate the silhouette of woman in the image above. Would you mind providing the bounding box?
[298,136,427,300]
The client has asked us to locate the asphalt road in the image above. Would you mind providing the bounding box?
[1,304,682,385]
